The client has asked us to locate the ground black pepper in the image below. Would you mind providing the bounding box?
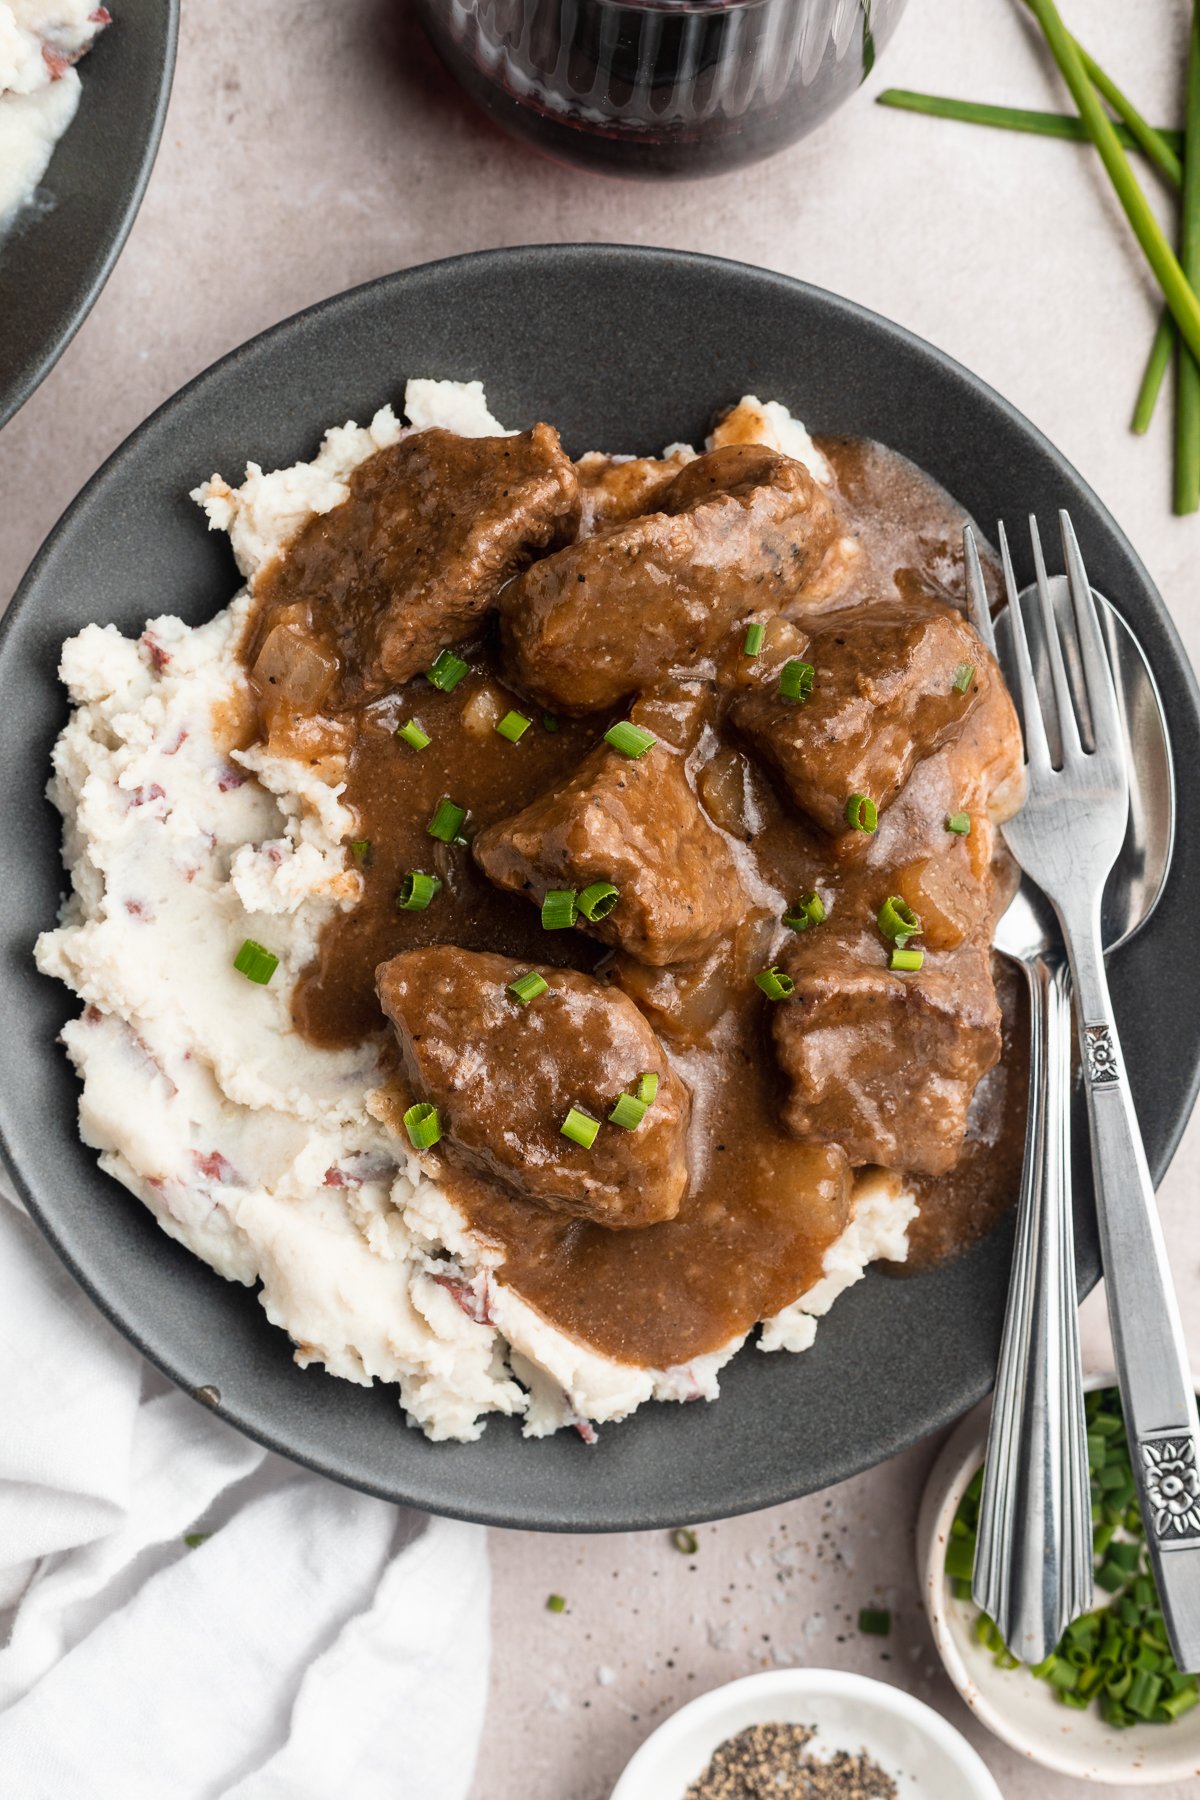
[683,1721,898,1799]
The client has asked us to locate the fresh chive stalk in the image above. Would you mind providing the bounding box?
[1177,1,1200,515]
[876,88,1183,159]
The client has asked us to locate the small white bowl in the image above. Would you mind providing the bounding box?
[609,1667,1003,1800]
[918,1371,1200,1785]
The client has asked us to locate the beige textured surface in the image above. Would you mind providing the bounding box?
[2,2,1198,1796]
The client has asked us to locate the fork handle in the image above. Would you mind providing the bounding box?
[973,949,1093,1662]
[1063,899,1200,1673]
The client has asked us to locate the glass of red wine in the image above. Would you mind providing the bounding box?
[414,0,908,179]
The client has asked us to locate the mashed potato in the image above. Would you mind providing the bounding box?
[0,2,109,228]
[36,380,916,1442]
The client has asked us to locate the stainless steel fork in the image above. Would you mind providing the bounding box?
[973,512,1200,1673]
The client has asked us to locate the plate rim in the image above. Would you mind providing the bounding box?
[3,242,1198,1531]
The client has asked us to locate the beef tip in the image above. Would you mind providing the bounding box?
[377,946,689,1228]
[254,424,580,700]
[575,449,694,533]
[729,602,990,836]
[771,922,1001,1175]
[472,723,755,967]
[497,444,838,714]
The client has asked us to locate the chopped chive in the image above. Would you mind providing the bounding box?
[783,891,826,931]
[755,966,795,1001]
[858,1607,892,1637]
[953,662,976,693]
[350,838,373,868]
[427,798,467,843]
[779,658,815,702]
[577,880,619,921]
[946,811,972,836]
[878,894,923,945]
[396,718,431,751]
[541,889,578,930]
[605,720,658,758]
[945,1537,976,1582]
[845,793,878,832]
[546,1592,567,1613]
[183,1531,210,1549]
[542,714,559,732]
[609,1092,648,1131]
[397,870,442,911]
[672,1527,699,1555]
[403,1102,441,1149]
[234,939,278,984]
[507,971,549,1005]
[891,946,925,972]
[637,1072,659,1105]
[561,1106,600,1149]
[742,622,766,657]
[425,650,470,692]
[496,710,532,743]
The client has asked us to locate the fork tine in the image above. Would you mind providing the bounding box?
[1029,515,1081,764]
[963,525,999,658]
[1059,511,1123,753]
[998,521,1053,773]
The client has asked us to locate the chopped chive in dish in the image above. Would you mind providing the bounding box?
[755,966,795,1001]
[233,939,278,984]
[742,622,765,657]
[608,1092,648,1131]
[541,888,578,930]
[890,946,924,972]
[496,710,532,743]
[946,811,972,835]
[779,658,815,702]
[845,793,878,832]
[349,838,373,868]
[397,871,442,912]
[950,1386,1200,1727]
[784,892,826,932]
[952,662,976,694]
[560,1106,600,1149]
[877,895,923,945]
[403,1102,442,1150]
[396,719,431,751]
[507,971,548,1005]
[427,798,467,843]
[425,649,469,692]
[577,880,619,921]
[604,720,657,758]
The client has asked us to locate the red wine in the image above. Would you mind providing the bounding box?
[415,0,908,179]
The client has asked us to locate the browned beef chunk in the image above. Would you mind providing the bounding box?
[575,450,694,534]
[376,946,689,1228]
[729,603,989,836]
[472,725,754,967]
[772,922,1001,1174]
[497,444,837,714]
[254,425,580,698]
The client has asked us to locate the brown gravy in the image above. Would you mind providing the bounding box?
[242,433,1025,1369]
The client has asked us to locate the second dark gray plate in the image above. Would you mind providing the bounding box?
[2,246,1198,1530]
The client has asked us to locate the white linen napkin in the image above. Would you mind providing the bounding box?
[0,1181,490,1800]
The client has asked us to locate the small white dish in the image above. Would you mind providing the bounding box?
[609,1666,1003,1799]
[918,1370,1200,1785]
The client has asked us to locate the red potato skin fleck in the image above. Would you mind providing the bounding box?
[90,7,113,23]
[163,729,188,757]
[123,898,151,919]
[42,45,70,77]
[434,1272,494,1327]
[191,1150,239,1185]
[217,766,246,792]
[323,1167,361,1189]
[140,631,170,672]
[128,783,165,809]
[573,1418,598,1446]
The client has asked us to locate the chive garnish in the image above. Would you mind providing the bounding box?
[605,720,658,759]
[858,1607,892,1636]
[671,1527,699,1555]
[783,892,826,932]
[183,1531,211,1550]
[608,1092,648,1131]
[541,889,578,930]
[755,966,795,1001]
[546,1593,566,1613]
[890,946,924,972]
[742,622,765,657]
[845,793,878,832]
[561,1106,600,1149]
[403,1102,441,1149]
[507,971,548,1005]
[877,895,923,945]
[637,1072,659,1105]
[496,710,532,743]
[234,939,278,985]
[427,798,467,843]
[350,838,373,868]
[397,871,442,911]
[396,719,431,751]
[946,811,972,836]
[542,714,559,733]
[577,880,619,921]
[953,662,976,694]
[425,650,469,692]
[779,658,815,702]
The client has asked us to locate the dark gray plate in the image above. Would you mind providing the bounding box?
[2,246,1198,1531]
[0,0,178,430]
